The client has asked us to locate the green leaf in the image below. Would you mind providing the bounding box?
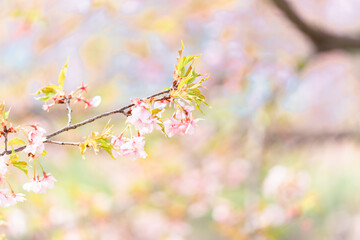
[35,85,62,95]
[177,56,194,77]
[58,58,69,87]
[96,139,115,160]
[9,152,19,163]
[13,161,28,176]
[34,84,63,101]
[41,150,47,156]
[4,109,10,120]
[157,122,168,136]
[151,108,162,115]
[7,137,26,146]
[36,92,57,102]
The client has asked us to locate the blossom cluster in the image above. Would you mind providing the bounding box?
[104,97,202,161]
[0,44,207,208]
[164,100,202,137]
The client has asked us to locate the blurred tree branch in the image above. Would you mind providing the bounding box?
[271,0,360,52]
[264,130,360,147]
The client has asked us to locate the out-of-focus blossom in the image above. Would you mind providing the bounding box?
[245,204,287,233]
[131,210,168,240]
[263,165,310,203]
[225,159,251,187]
[0,189,25,207]
[212,203,232,223]
[0,155,9,175]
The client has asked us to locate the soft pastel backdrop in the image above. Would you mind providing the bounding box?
[1,0,360,239]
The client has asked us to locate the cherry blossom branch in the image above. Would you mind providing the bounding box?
[46,89,171,139]
[0,89,171,156]
[44,140,80,146]
[271,0,360,52]
[0,44,208,207]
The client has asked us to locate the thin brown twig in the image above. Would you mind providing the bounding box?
[0,89,171,156]
[44,140,80,146]
[46,90,171,139]
[64,97,72,127]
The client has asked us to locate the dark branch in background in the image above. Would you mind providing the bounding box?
[271,0,360,52]
[0,89,171,156]
[264,130,360,147]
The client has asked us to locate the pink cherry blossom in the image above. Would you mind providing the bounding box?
[23,173,57,193]
[183,118,201,135]
[23,178,43,193]
[0,155,9,175]
[153,100,168,117]
[175,100,194,119]
[111,135,125,157]
[154,100,167,110]
[42,173,57,189]
[112,136,147,161]
[0,189,26,207]
[163,118,182,137]
[127,98,159,135]
[24,124,46,155]
[164,117,202,137]
[139,117,160,135]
